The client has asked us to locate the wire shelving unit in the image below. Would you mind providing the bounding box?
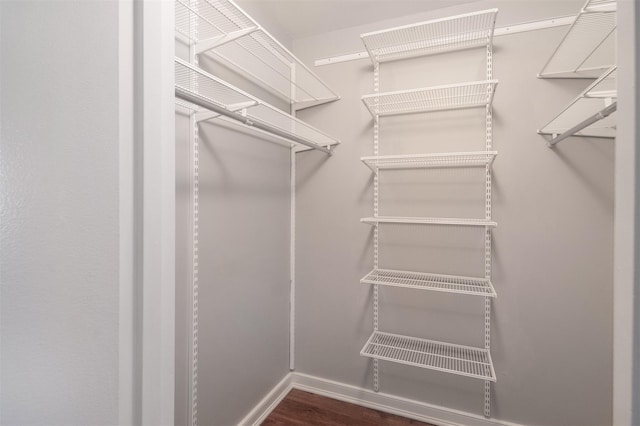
[539,65,616,146]
[175,0,339,109]
[360,9,498,63]
[361,331,496,381]
[359,8,498,418]
[361,151,497,172]
[361,216,497,227]
[538,0,616,79]
[362,80,498,117]
[361,269,496,297]
[175,58,339,154]
[176,4,341,425]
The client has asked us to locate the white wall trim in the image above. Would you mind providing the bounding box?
[238,372,522,426]
[237,374,294,426]
[291,373,521,426]
[139,1,176,424]
[614,1,639,425]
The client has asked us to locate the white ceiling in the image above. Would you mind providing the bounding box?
[235,0,479,40]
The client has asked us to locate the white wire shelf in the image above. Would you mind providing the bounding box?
[361,151,497,172]
[361,331,496,381]
[362,80,498,117]
[175,58,339,154]
[361,269,496,297]
[361,216,497,227]
[175,0,339,109]
[360,9,498,63]
[539,65,616,144]
[538,0,616,78]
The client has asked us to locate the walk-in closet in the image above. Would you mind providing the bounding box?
[1,0,637,425]
[172,0,623,424]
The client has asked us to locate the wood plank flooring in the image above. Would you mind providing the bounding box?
[262,389,434,425]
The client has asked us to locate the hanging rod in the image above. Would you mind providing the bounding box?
[548,102,617,147]
[175,87,333,155]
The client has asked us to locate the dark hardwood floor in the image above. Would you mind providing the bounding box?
[262,389,434,426]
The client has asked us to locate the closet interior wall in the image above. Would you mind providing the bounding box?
[175,35,291,426]
[292,1,613,425]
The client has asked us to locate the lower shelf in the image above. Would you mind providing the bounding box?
[361,269,496,297]
[361,331,496,382]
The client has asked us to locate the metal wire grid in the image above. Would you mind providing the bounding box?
[175,0,338,105]
[175,59,339,148]
[175,0,194,41]
[361,80,498,117]
[360,9,498,63]
[585,66,616,99]
[538,0,616,78]
[539,65,617,138]
[361,151,497,172]
[361,331,496,381]
[361,269,496,297]
[584,0,616,12]
[361,216,497,227]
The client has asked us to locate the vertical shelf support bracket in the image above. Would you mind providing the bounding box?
[373,61,380,393]
[290,62,297,372]
[189,2,199,425]
[483,41,494,420]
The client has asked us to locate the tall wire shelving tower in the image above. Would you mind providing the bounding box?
[357,9,499,418]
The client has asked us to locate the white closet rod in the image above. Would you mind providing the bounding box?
[548,101,617,146]
[175,87,333,155]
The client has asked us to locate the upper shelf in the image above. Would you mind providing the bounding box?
[362,80,498,118]
[361,151,497,173]
[175,58,339,154]
[175,0,339,109]
[539,65,616,143]
[360,9,498,64]
[538,0,616,78]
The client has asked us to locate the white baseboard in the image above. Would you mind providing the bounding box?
[239,372,522,426]
[237,374,293,426]
[290,373,521,426]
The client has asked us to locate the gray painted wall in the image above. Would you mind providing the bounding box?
[0,1,120,424]
[174,49,292,424]
[293,2,613,425]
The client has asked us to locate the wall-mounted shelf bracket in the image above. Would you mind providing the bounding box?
[539,65,617,145]
[195,27,259,54]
